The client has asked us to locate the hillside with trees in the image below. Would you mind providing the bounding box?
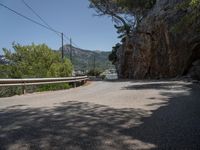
[59,44,114,72]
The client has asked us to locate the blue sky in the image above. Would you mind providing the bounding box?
[0,0,120,54]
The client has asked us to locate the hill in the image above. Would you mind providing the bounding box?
[58,45,114,71]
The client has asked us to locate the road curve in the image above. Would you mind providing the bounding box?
[0,80,200,149]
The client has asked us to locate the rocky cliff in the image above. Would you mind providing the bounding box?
[115,0,200,79]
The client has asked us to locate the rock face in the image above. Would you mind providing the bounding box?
[188,59,200,80]
[115,0,200,79]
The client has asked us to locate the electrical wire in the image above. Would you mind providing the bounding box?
[21,0,77,46]
[21,0,61,37]
[0,2,61,36]
[63,34,81,49]
[0,2,81,49]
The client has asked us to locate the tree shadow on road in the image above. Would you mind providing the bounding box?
[120,82,200,149]
[0,82,200,150]
[122,82,189,91]
[0,101,153,150]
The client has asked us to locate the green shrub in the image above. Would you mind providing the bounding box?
[36,83,71,92]
[87,69,102,76]
[0,43,74,97]
[0,86,22,97]
[172,0,200,33]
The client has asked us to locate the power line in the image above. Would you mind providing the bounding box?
[21,0,76,47]
[63,34,81,48]
[0,2,82,60]
[22,1,80,49]
[0,2,67,60]
[21,0,71,59]
[0,2,61,36]
[21,0,60,37]
[63,34,71,41]
[21,1,76,46]
[72,41,80,49]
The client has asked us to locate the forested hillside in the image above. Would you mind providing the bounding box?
[59,44,114,71]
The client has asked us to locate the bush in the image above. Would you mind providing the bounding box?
[0,83,72,98]
[172,0,200,33]
[3,43,73,78]
[87,69,102,76]
[0,43,74,97]
[0,86,22,97]
[36,83,71,92]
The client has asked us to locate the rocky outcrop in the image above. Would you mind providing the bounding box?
[188,59,200,80]
[115,0,200,79]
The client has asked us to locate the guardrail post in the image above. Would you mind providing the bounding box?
[22,83,26,94]
[73,82,76,88]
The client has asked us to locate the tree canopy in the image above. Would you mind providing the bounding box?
[0,43,73,97]
[89,0,156,26]
[2,43,73,78]
[89,0,156,40]
[108,43,121,64]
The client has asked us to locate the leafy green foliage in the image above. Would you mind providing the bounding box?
[190,0,200,7]
[0,86,22,97]
[37,83,71,92]
[0,43,73,97]
[89,0,156,14]
[0,64,10,78]
[89,0,156,53]
[108,43,121,64]
[115,0,156,12]
[87,69,103,76]
[172,0,200,33]
[89,0,156,26]
[3,43,73,78]
[115,24,131,39]
[47,60,73,77]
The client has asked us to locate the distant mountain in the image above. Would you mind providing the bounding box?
[58,45,114,71]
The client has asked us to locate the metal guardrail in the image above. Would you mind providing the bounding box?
[0,76,88,93]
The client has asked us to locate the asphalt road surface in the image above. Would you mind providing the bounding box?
[0,80,200,150]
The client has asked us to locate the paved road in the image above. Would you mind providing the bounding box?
[0,80,200,150]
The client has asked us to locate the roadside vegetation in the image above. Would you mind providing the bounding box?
[0,43,73,97]
[87,69,103,77]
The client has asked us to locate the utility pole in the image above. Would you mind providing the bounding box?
[93,54,96,71]
[70,38,72,63]
[61,32,64,60]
